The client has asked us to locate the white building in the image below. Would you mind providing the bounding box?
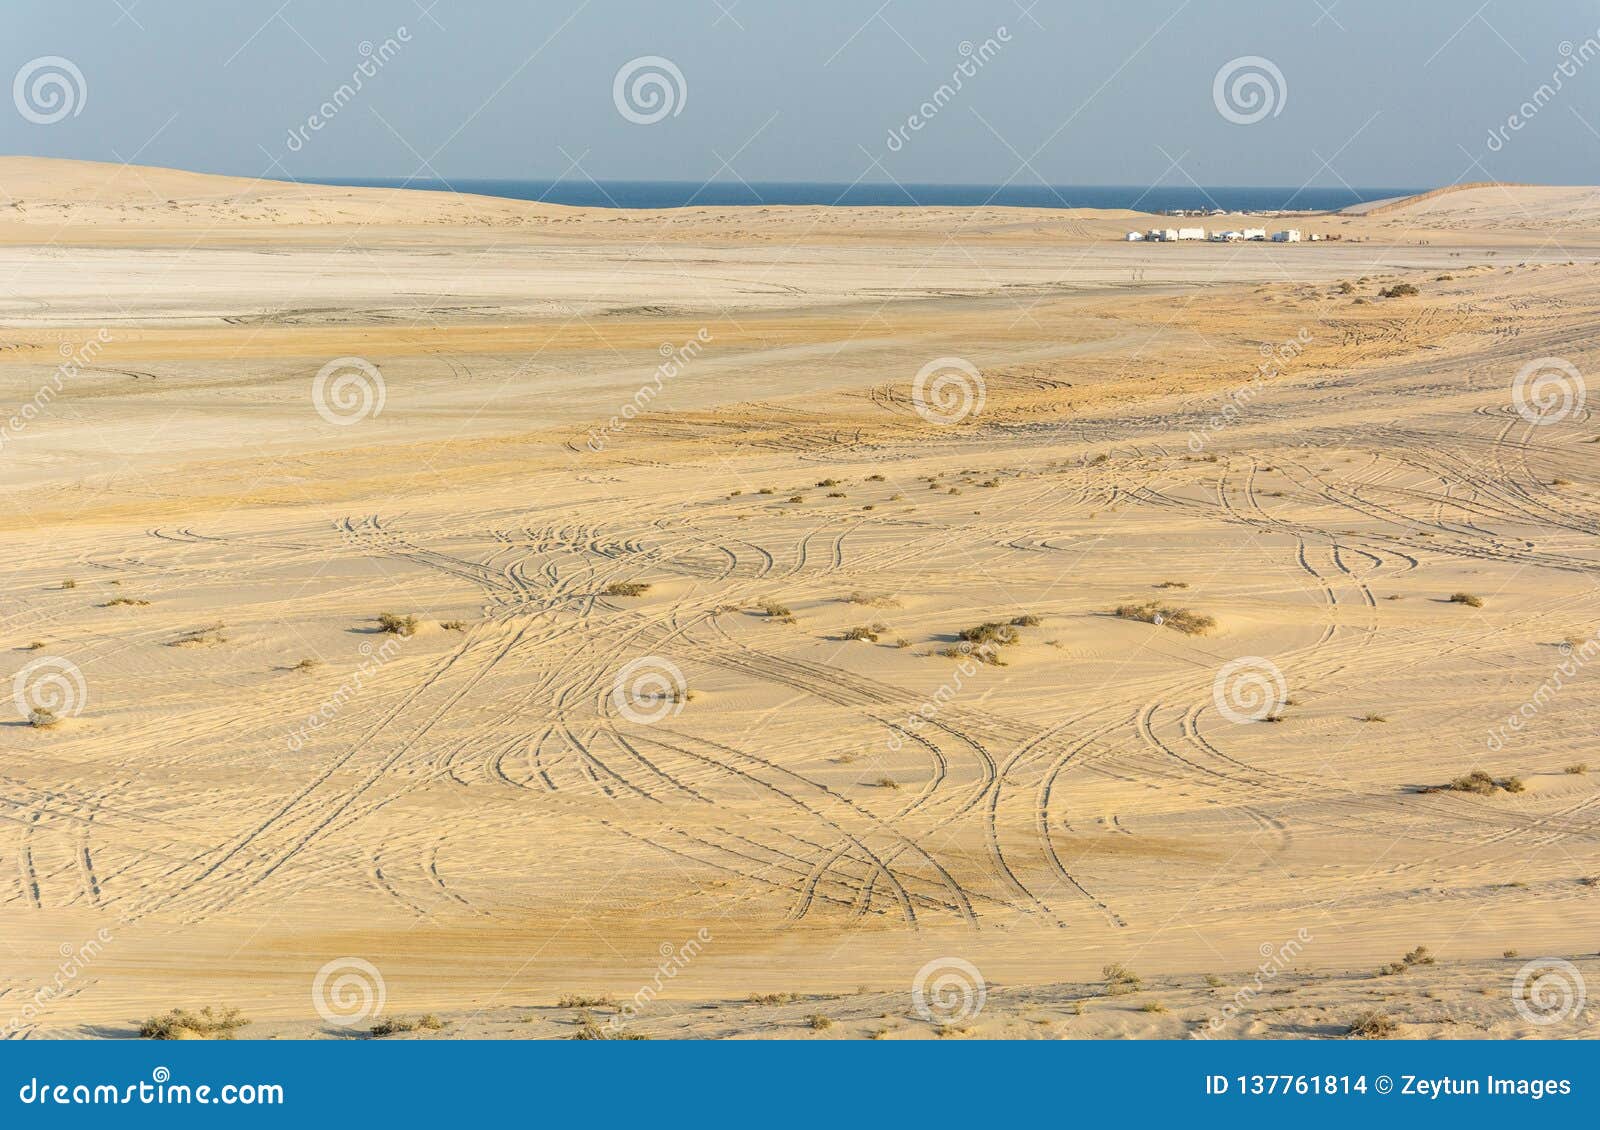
[1176,227,1206,241]
[1211,230,1243,242]
[1271,229,1302,242]
[1242,228,1267,241]
[1124,231,1145,241]
[1150,228,1178,241]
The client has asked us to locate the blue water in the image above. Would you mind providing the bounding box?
[306,178,1419,213]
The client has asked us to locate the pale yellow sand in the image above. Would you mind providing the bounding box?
[1,161,1597,1039]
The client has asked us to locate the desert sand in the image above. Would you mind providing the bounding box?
[1,160,1597,1039]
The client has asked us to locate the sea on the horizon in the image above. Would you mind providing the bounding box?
[305,178,1420,214]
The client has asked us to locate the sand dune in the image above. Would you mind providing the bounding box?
[2,159,1597,1039]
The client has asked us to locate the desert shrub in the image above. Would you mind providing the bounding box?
[1426,771,1523,796]
[875,776,901,790]
[440,620,467,631]
[846,591,899,608]
[60,579,77,590]
[826,491,846,498]
[603,582,651,597]
[1379,283,1418,298]
[958,622,1019,647]
[28,708,60,729]
[1348,1010,1397,1038]
[1112,601,1215,635]
[842,623,886,643]
[558,994,616,1009]
[23,640,46,651]
[292,657,322,672]
[757,487,774,495]
[101,597,150,607]
[1139,1001,1168,1013]
[1103,963,1141,995]
[377,612,418,636]
[1449,592,1484,608]
[805,1014,834,1030]
[1156,580,1189,589]
[139,1006,249,1040]
[1360,713,1388,723]
[1338,280,1355,293]
[1010,614,1042,627]
[759,600,792,620]
[169,623,227,647]
[816,478,840,487]
[865,474,886,482]
[1566,763,1588,775]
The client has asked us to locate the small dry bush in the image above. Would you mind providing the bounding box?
[1113,601,1215,635]
[558,994,616,1009]
[603,581,651,597]
[377,612,418,636]
[1348,1010,1397,1038]
[1449,592,1484,608]
[139,1006,249,1040]
[842,623,887,643]
[28,708,61,729]
[1103,963,1142,995]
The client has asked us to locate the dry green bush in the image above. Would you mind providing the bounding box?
[377,612,418,636]
[1113,601,1215,635]
[138,1006,249,1040]
[603,581,651,597]
[1449,592,1484,608]
[1348,1010,1397,1038]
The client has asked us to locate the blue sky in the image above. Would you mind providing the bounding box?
[4,0,1599,188]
